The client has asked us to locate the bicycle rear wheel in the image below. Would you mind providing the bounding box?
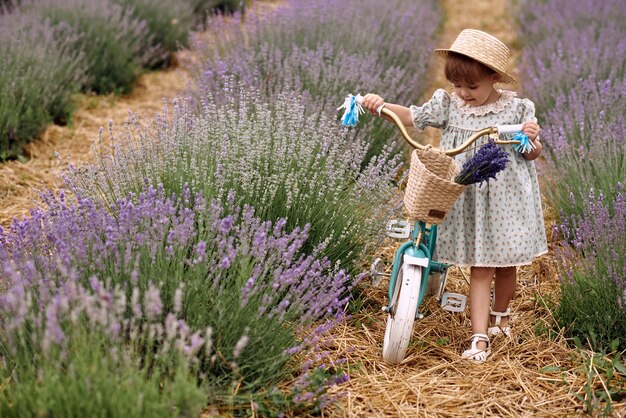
[382,259,423,364]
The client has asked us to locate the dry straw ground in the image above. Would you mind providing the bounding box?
[0,0,624,416]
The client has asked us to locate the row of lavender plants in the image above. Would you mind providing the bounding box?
[186,0,441,161]
[0,185,351,416]
[518,0,626,352]
[0,0,242,161]
[1,0,443,414]
[64,86,402,271]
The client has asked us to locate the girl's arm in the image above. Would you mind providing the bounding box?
[521,121,542,160]
[361,94,414,127]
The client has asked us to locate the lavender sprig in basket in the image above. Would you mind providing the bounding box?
[454,140,509,186]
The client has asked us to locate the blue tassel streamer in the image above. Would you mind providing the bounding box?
[337,94,364,126]
[512,132,535,154]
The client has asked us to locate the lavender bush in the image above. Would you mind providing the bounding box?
[535,76,625,218]
[518,0,626,362]
[22,0,156,94]
[0,12,85,160]
[0,277,206,417]
[555,187,626,351]
[518,0,626,218]
[112,0,195,67]
[64,85,401,270]
[519,0,624,112]
[0,184,352,408]
[187,0,440,160]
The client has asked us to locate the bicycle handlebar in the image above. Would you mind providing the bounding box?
[354,94,522,156]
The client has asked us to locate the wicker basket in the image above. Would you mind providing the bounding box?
[403,147,467,224]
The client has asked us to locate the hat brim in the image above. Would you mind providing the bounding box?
[434,48,516,84]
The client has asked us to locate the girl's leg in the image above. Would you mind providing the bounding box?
[491,266,517,328]
[469,266,495,349]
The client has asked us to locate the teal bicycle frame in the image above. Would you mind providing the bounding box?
[386,221,449,317]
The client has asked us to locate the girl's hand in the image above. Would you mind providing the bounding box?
[362,93,385,116]
[521,121,542,160]
[522,121,541,141]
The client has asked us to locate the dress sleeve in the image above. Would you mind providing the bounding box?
[518,98,538,124]
[409,88,450,130]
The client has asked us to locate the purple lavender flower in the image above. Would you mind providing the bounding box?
[144,282,162,321]
[454,141,510,186]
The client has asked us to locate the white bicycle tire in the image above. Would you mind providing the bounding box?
[382,260,423,364]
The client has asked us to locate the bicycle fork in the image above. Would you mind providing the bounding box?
[383,221,448,318]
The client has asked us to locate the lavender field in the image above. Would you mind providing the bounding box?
[519,0,626,352]
[0,0,625,416]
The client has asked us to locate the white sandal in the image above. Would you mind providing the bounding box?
[488,308,511,337]
[462,333,491,363]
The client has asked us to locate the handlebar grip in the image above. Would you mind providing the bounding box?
[497,124,524,134]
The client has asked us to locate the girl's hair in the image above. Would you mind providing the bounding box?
[444,52,497,84]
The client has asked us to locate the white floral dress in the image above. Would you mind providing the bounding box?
[409,88,548,267]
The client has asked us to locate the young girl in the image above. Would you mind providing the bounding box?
[361,29,548,362]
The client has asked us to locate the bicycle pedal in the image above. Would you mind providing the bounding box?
[385,220,411,239]
[440,292,467,312]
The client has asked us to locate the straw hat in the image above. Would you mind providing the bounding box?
[434,29,516,84]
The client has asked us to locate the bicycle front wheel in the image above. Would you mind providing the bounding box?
[382,259,423,364]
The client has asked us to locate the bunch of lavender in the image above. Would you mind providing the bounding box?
[454,140,509,186]
[63,84,401,271]
[186,0,440,159]
[0,184,353,403]
[23,0,156,94]
[0,11,85,159]
[554,186,626,351]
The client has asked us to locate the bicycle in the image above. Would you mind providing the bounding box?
[348,95,524,364]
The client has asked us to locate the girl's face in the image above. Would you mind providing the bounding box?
[452,74,500,107]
